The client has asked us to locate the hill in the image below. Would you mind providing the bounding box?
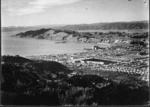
[1,55,72,84]
[2,20,148,32]
[13,26,149,43]
[1,24,64,32]
[1,55,149,105]
[57,20,149,30]
[14,28,80,42]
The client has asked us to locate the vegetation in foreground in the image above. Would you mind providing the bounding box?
[1,55,149,105]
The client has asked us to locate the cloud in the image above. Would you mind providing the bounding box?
[30,0,81,6]
[63,7,88,13]
[1,0,8,8]
[7,0,82,15]
[2,3,7,8]
[8,5,45,15]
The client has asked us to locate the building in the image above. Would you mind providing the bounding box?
[92,46,105,50]
[83,58,116,65]
[70,58,87,63]
[86,61,104,65]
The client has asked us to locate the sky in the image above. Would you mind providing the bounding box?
[1,0,149,27]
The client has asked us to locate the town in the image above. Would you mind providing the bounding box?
[27,31,149,82]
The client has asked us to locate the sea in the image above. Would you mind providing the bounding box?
[1,31,96,57]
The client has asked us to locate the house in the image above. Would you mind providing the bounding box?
[68,72,77,77]
[92,46,105,50]
[93,46,99,50]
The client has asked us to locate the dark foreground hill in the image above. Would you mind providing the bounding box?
[1,56,149,105]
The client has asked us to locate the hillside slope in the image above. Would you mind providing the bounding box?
[14,28,80,42]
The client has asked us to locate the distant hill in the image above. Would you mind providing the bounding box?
[13,23,149,43]
[1,25,64,32]
[14,28,81,42]
[57,20,149,30]
[2,20,149,32]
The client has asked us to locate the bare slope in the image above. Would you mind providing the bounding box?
[14,28,80,42]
